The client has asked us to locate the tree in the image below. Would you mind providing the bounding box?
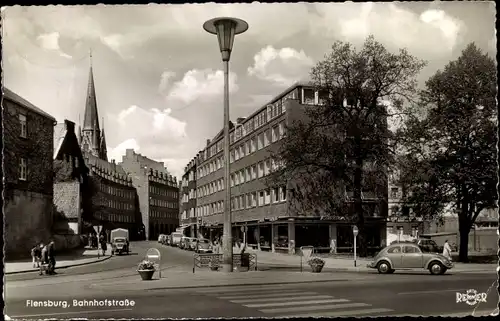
[400,43,497,262]
[269,36,426,256]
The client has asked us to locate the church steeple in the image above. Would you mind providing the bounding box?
[83,49,99,132]
[80,49,107,160]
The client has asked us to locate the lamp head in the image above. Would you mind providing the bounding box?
[203,17,249,61]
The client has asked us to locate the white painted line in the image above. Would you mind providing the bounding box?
[244,298,349,308]
[10,308,133,318]
[285,308,394,318]
[261,302,370,314]
[218,291,318,300]
[195,285,294,293]
[398,289,464,295]
[201,289,304,296]
[231,295,333,304]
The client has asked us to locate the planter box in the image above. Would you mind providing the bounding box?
[310,264,324,273]
[138,269,155,280]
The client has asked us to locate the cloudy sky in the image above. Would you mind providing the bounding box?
[2,2,496,178]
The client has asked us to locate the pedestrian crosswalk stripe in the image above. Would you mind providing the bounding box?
[196,285,291,293]
[230,295,333,304]
[261,302,370,314]
[243,298,349,308]
[287,308,394,318]
[218,291,318,300]
[200,289,305,296]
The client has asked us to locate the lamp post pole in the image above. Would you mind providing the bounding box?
[204,17,248,273]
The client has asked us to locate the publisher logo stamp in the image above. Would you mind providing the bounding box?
[456,289,487,306]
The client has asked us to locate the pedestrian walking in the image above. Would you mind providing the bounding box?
[39,243,47,275]
[443,239,452,261]
[47,240,57,275]
[31,244,41,268]
[99,234,107,256]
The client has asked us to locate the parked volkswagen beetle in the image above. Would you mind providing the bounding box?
[367,243,453,275]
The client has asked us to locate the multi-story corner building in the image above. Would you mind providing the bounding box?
[119,149,179,241]
[78,59,143,240]
[180,157,197,236]
[3,88,56,258]
[182,82,388,254]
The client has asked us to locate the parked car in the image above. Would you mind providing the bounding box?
[158,234,166,244]
[163,235,171,245]
[180,237,196,250]
[171,232,183,247]
[195,238,213,253]
[367,243,453,275]
[273,236,289,248]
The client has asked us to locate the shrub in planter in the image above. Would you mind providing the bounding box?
[137,259,155,280]
[208,257,220,271]
[307,257,325,273]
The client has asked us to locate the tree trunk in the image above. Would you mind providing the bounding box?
[354,136,367,257]
[458,228,470,263]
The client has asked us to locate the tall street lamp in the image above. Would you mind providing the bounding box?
[203,17,248,273]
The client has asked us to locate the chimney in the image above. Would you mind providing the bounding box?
[237,117,246,124]
[64,120,76,133]
[206,139,211,146]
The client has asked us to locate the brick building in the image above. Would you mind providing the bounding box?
[182,82,388,254]
[3,88,56,258]
[53,120,90,235]
[77,60,143,240]
[180,158,197,236]
[119,149,180,240]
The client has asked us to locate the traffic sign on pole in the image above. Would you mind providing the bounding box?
[352,225,358,267]
[352,225,359,237]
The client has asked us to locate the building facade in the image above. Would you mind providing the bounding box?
[119,149,180,240]
[3,88,56,258]
[77,61,143,240]
[182,83,388,254]
[180,158,197,236]
[53,120,90,235]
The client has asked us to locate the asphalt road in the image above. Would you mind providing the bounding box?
[6,254,499,319]
[6,241,193,282]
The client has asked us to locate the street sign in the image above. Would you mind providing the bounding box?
[93,225,102,234]
[300,246,314,259]
[353,225,359,237]
[145,248,161,279]
[240,226,244,232]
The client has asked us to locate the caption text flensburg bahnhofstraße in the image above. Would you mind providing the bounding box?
[26,299,136,309]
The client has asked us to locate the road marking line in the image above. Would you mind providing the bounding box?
[285,308,394,318]
[398,289,464,295]
[10,308,133,318]
[195,285,295,293]
[199,289,305,296]
[260,302,370,314]
[218,291,318,300]
[231,295,333,304]
[244,298,349,308]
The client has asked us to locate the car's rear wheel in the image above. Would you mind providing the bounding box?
[429,261,444,275]
[377,261,392,274]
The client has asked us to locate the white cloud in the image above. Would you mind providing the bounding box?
[162,69,238,106]
[419,9,462,51]
[158,71,176,93]
[248,46,314,86]
[36,32,72,59]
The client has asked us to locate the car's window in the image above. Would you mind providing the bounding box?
[387,246,401,254]
[404,245,421,254]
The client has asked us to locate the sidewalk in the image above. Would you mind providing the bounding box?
[5,245,112,274]
[241,247,497,273]
[89,268,373,292]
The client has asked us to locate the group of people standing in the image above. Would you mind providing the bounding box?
[88,232,108,256]
[30,241,56,275]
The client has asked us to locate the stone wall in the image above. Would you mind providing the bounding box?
[52,234,84,251]
[4,189,53,259]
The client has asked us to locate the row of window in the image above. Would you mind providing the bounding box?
[150,210,177,219]
[195,186,287,217]
[98,197,134,211]
[197,121,286,179]
[101,183,134,199]
[95,212,134,223]
[200,95,291,163]
[149,185,178,198]
[149,197,178,209]
[196,158,285,199]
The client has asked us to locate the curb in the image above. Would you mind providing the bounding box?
[5,255,112,275]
